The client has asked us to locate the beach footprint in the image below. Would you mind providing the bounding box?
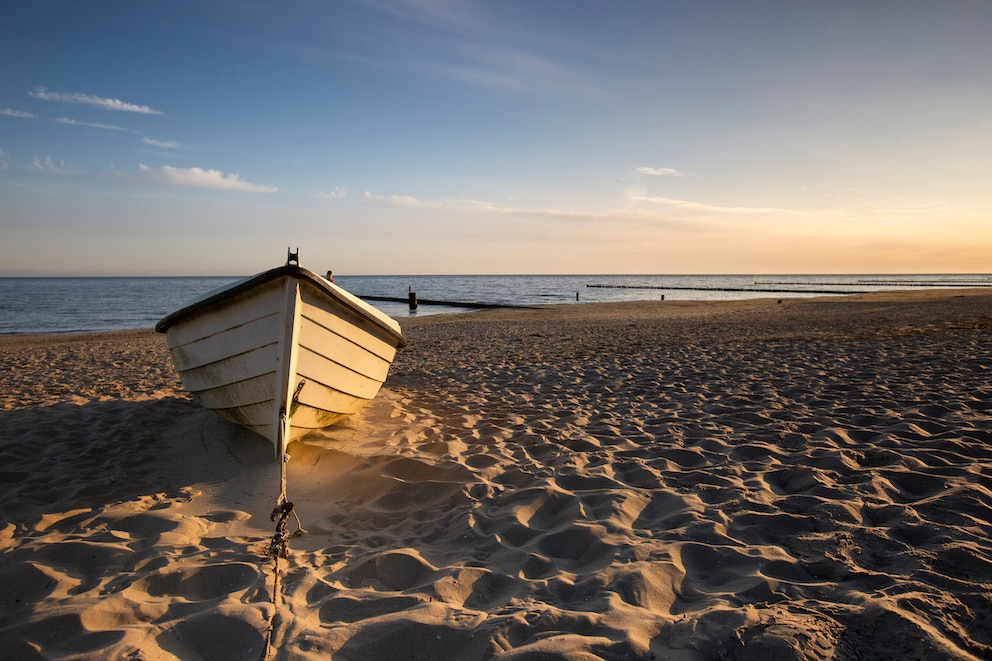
[142,562,260,601]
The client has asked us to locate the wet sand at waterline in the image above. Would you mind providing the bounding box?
[1,290,991,660]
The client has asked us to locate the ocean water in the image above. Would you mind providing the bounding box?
[1,273,989,335]
[0,277,240,335]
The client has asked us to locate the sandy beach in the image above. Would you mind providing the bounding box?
[1,290,991,660]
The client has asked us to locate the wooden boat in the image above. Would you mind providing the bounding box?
[155,251,406,458]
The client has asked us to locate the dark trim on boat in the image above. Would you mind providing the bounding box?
[155,265,407,348]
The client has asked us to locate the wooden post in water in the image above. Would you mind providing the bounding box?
[408,286,418,311]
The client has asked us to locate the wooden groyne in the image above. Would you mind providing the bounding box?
[755,280,992,288]
[357,295,537,310]
[586,284,873,295]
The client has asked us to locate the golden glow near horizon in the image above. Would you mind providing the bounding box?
[2,2,990,276]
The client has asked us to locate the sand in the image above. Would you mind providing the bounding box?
[1,290,991,660]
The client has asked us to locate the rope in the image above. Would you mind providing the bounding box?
[261,411,307,660]
[262,545,282,661]
[268,499,295,559]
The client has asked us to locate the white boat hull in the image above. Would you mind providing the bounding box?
[156,264,406,457]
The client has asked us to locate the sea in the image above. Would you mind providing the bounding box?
[1,273,990,335]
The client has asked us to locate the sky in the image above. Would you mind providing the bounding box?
[2,0,991,276]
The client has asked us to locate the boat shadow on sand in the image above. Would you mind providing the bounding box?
[0,392,473,661]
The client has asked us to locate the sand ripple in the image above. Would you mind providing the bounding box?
[1,292,990,659]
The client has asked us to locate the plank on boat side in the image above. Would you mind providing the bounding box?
[168,313,282,372]
[300,288,401,359]
[189,372,275,411]
[209,396,362,438]
[291,375,373,419]
[286,402,360,438]
[208,397,273,431]
[298,317,394,382]
[177,345,279,393]
[295,345,387,400]
[163,280,286,348]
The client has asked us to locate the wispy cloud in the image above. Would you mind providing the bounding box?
[413,45,591,93]
[636,195,809,216]
[317,186,347,200]
[455,198,590,220]
[354,2,595,94]
[636,167,685,176]
[364,190,438,208]
[364,190,592,220]
[31,155,78,175]
[360,189,718,236]
[1,108,37,119]
[56,117,135,132]
[142,138,180,149]
[137,164,277,192]
[1,179,59,193]
[30,87,163,115]
[869,199,951,215]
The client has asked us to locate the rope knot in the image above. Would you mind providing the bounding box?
[268,499,295,560]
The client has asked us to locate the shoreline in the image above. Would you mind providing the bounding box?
[4,288,989,411]
[1,285,990,342]
[2,289,991,659]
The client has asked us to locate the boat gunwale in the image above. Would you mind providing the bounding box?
[154,265,407,348]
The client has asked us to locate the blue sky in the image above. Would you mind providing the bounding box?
[2,1,990,275]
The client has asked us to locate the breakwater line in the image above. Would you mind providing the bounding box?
[755,279,992,287]
[357,295,537,310]
[586,284,873,295]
